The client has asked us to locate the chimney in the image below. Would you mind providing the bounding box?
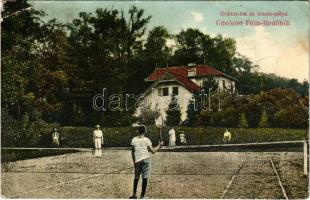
[187,63,197,77]
[187,63,196,67]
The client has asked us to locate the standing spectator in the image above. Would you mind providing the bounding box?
[223,129,232,143]
[169,127,176,146]
[180,132,187,145]
[52,128,60,147]
[93,124,103,158]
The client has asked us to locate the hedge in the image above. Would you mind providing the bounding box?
[1,149,78,163]
[2,126,307,148]
[54,126,307,148]
[2,127,307,162]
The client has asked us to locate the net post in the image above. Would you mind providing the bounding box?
[159,127,163,142]
[304,140,308,176]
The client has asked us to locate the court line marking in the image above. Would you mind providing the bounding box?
[269,157,289,200]
[4,170,270,176]
[8,166,134,198]
[220,162,244,199]
[9,173,105,198]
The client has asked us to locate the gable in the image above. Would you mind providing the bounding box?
[144,73,200,96]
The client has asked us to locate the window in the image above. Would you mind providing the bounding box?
[222,80,226,89]
[158,87,169,96]
[172,87,179,95]
[163,87,169,96]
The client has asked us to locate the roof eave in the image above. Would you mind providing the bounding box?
[144,79,199,96]
[143,79,179,96]
[220,74,239,82]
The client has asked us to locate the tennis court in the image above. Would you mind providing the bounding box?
[1,142,309,199]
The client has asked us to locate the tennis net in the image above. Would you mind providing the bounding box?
[1,140,307,176]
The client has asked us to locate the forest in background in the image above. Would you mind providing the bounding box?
[2,0,309,129]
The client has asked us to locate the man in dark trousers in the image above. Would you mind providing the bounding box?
[129,125,162,199]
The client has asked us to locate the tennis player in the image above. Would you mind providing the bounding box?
[93,124,103,158]
[223,129,232,143]
[129,125,161,199]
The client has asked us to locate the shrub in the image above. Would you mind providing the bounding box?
[259,110,270,128]
[194,88,308,128]
[274,106,308,128]
[239,113,249,130]
[1,109,59,147]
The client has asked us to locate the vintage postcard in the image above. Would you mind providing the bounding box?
[1,0,309,199]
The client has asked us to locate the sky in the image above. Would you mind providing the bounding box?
[29,1,310,82]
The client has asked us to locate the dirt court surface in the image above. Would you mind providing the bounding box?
[1,150,308,199]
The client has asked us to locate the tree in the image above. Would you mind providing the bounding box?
[258,110,269,128]
[126,6,152,63]
[274,106,308,128]
[301,80,309,96]
[1,107,17,147]
[239,113,249,130]
[66,6,151,126]
[143,26,171,74]
[67,6,151,92]
[171,29,237,75]
[172,28,205,65]
[234,57,309,95]
[166,95,181,126]
[2,0,45,55]
[1,0,70,122]
[136,103,160,125]
[128,26,172,94]
[204,34,236,74]
[242,88,309,128]
[232,55,260,95]
[71,103,85,126]
[202,75,218,93]
[1,53,29,116]
[186,99,196,126]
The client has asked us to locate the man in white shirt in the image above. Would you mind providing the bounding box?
[223,129,232,143]
[52,128,60,147]
[93,124,103,158]
[129,125,161,199]
[169,128,176,146]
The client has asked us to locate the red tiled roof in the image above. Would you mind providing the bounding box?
[171,73,201,93]
[146,65,225,81]
[196,65,225,77]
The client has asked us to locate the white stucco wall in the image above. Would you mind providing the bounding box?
[190,76,235,93]
[145,82,193,122]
